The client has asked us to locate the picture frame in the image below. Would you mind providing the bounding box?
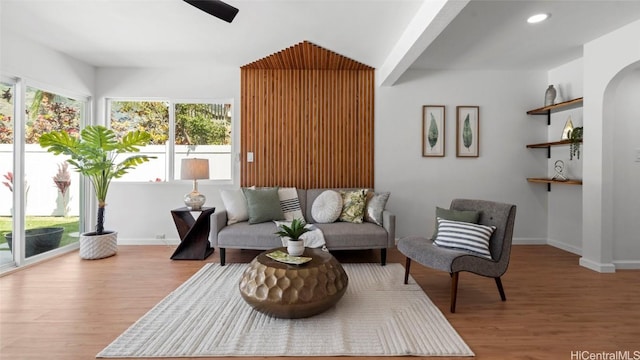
[456,106,479,157]
[422,105,445,157]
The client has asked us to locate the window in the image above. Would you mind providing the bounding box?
[108,99,233,182]
[174,102,232,181]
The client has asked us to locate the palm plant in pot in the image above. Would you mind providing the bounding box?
[39,125,155,259]
[274,218,310,256]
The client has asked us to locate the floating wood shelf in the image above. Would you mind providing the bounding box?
[526,139,583,158]
[526,97,584,115]
[526,139,577,148]
[527,177,583,192]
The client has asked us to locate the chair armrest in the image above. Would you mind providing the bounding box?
[209,210,228,246]
[382,210,396,248]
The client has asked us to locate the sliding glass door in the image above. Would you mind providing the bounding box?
[0,79,87,270]
[0,79,15,267]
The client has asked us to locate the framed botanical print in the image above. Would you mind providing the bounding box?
[422,105,445,157]
[456,106,479,157]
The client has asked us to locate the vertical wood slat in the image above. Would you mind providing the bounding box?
[241,42,374,189]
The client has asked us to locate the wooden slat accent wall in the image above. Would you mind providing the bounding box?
[240,42,374,189]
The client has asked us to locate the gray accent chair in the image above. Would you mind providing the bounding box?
[397,199,517,313]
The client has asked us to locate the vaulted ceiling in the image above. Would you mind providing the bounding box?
[2,0,640,85]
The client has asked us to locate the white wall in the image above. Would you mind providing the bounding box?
[611,69,640,266]
[95,66,241,243]
[547,58,584,255]
[376,69,548,241]
[582,19,640,272]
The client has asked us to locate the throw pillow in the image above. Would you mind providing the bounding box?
[432,207,481,239]
[219,189,249,225]
[243,187,285,224]
[364,192,390,226]
[278,187,305,222]
[311,190,343,223]
[339,189,368,223]
[433,218,495,259]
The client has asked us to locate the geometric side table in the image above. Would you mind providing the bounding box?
[170,207,216,260]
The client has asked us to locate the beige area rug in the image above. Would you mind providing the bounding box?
[97,263,474,358]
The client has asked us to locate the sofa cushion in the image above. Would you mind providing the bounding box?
[278,187,305,222]
[314,222,389,249]
[311,190,343,223]
[220,188,249,225]
[217,222,282,249]
[365,192,390,226]
[432,206,480,239]
[339,189,368,223]
[243,187,285,224]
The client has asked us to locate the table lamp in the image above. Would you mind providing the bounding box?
[181,158,209,210]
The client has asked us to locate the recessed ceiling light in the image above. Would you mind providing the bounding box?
[527,13,549,24]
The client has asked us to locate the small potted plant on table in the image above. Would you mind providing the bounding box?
[274,218,310,256]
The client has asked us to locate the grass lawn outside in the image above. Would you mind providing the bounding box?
[0,216,80,247]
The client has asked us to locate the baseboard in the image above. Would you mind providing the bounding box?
[547,239,582,255]
[612,260,640,270]
[579,257,616,273]
[117,238,180,246]
[512,237,547,245]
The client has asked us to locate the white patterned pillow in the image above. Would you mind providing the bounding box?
[278,187,305,222]
[311,190,343,223]
[434,218,496,259]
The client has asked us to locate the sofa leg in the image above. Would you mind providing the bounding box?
[380,248,387,266]
[220,248,226,266]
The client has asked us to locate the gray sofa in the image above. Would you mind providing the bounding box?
[210,188,396,266]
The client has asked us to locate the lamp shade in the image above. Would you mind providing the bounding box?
[181,158,209,180]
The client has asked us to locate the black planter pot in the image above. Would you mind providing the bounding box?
[5,227,64,257]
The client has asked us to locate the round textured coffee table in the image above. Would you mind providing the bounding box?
[239,247,349,319]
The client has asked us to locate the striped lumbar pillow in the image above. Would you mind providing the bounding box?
[434,218,496,259]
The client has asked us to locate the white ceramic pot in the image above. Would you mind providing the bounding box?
[287,240,305,256]
[79,231,118,260]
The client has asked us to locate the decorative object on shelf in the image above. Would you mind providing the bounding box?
[551,160,568,181]
[181,158,210,210]
[456,106,480,157]
[544,85,557,106]
[422,105,445,157]
[274,218,311,256]
[568,126,583,160]
[39,125,155,260]
[561,116,574,140]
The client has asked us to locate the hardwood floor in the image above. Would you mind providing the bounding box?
[1,245,638,360]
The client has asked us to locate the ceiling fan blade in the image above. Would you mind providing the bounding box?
[184,0,239,23]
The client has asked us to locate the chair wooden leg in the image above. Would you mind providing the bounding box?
[404,257,411,284]
[495,277,506,301]
[380,248,387,266]
[450,272,459,313]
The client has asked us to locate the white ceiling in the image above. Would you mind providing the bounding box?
[2,0,640,76]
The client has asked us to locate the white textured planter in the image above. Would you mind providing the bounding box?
[287,240,305,256]
[79,231,118,260]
